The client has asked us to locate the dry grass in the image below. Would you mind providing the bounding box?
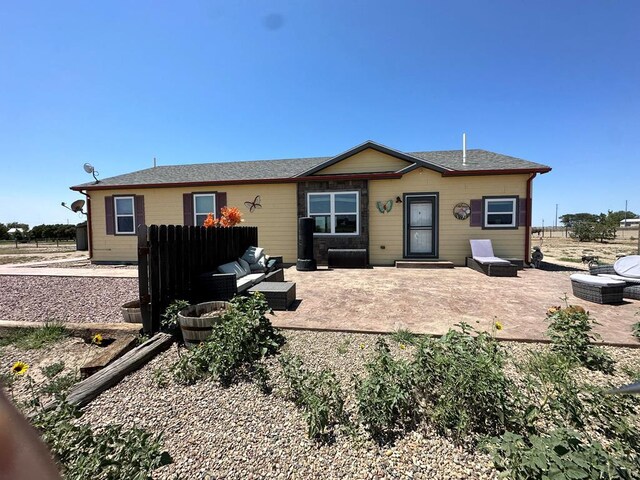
[533,232,639,265]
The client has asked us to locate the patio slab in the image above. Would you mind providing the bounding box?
[270,266,640,346]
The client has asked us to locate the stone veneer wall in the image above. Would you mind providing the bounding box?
[297,179,369,264]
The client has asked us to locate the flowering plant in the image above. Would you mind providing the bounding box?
[202,207,244,228]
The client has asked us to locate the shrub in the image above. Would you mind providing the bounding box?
[354,339,417,442]
[172,293,285,386]
[279,354,346,440]
[32,403,172,479]
[413,323,516,440]
[390,329,419,346]
[160,299,190,333]
[485,429,636,480]
[545,305,615,374]
[632,321,640,340]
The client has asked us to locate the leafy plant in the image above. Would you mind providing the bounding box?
[485,429,636,480]
[152,367,168,389]
[413,322,516,440]
[390,328,419,346]
[32,403,172,479]
[279,354,346,440]
[354,338,417,442]
[545,304,615,374]
[38,372,78,399]
[0,322,68,349]
[632,321,640,340]
[41,361,65,379]
[160,299,190,333]
[172,293,285,386]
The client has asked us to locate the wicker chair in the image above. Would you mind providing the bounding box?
[589,264,640,300]
[466,239,518,277]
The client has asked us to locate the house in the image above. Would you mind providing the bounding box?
[620,219,640,228]
[70,141,551,266]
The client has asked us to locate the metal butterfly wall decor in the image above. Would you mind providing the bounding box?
[244,195,262,213]
[376,200,393,214]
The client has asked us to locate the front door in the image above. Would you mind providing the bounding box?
[405,194,437,257]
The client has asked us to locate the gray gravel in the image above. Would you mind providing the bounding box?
[0,276,137,323]
[80,329,640,480]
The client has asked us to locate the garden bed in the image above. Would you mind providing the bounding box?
[78,329,640,479]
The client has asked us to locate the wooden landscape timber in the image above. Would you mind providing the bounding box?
[42,333,174,411]
[80,335,138,378]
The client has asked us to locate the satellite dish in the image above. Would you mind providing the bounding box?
[70,199,85,213]
[83,163,100,183]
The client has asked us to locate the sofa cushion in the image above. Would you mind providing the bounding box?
[238,258,252,276]
[570,273,625,286]
[244,273,266,285]
[236,276,255,293]
[249,254,268,272]
[599,273,640,284]
[473,256,512,265]
[218,261,247,279]
[241,246,264,265]
[614,255,640,279]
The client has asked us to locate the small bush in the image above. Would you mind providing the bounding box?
[172,293,285,386]
[32,403,172,479]
[485,429,636,480]
[279,354,346,440]
[413,323,516,440]
[41,361,65,379]
[354,339,417,442]
[545,305,615,374]
[161,299,190,333]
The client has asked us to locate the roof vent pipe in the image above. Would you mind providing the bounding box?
[462,133,467,166]
[153,157,157,168]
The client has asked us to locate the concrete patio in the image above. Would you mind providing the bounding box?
[270,266,640,346]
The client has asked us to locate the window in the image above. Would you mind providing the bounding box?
[194,194,216,226]
[308,192,359,235]
[484,197,517,228]
[114,196,135,234]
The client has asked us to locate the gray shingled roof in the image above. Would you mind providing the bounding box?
[71,148,550,189]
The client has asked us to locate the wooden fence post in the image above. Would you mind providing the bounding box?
[137,225,152,334]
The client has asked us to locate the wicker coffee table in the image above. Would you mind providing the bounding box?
[248,282,296,310]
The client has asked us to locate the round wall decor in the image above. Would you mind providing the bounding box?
[453,202,471,220]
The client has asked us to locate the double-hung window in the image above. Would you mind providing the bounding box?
[484,197,517,228]
[114,196,135,234]
[194,194,216,226]
[308,192,359,235]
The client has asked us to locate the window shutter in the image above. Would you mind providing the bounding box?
[215,192,227,218]
[135,195,145,232]
[469,199,482,227]
[519,198,528,227]
[105,196,115,235]
[183,193,194,226]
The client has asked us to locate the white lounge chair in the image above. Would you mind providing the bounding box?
[466,239,518,277]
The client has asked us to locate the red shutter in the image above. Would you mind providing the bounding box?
[469,199,482,227]
[215,192,227,218]
[105,196,114,235]
[183,193,194,226]
[135,195,145,232]
[519,198,528,227]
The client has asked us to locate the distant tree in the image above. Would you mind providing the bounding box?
[559,213,598,228]
[6,222,29,231]
[29,224,76,240]
[607,210,639,225]
[570,213,617,242]
[0,223,8,240]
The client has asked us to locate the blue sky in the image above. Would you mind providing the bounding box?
[0,0,638,228]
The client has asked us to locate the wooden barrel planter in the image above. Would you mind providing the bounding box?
[177,301,229,349]
[120,300,143,323]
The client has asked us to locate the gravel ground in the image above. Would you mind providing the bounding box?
[0,276,137,323]
[76,330,640,480]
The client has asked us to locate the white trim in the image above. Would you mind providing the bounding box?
[193,193,217,226]
[484,197,517,228]
[307,191,360,236]
[114,196,135,235]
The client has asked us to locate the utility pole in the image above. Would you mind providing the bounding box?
[623,200,627,238]
[542,219,545,237]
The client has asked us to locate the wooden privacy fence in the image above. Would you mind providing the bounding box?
[138,225,259,334]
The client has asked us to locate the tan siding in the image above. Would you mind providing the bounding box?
[90,184,298,263]
[314,148,411,175]
[369,168,529,266]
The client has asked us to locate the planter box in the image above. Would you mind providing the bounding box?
[178,301,229,349]
[120,300,143,323]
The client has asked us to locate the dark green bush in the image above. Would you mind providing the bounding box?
[354,339,417,442]
[172,293,285,386]
[279,354,346,440]
[413,323,516,440]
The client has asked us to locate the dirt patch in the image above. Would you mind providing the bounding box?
[532,233,638,265]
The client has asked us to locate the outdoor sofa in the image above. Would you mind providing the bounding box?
[588,255,640,301]
[196,246,284,302]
